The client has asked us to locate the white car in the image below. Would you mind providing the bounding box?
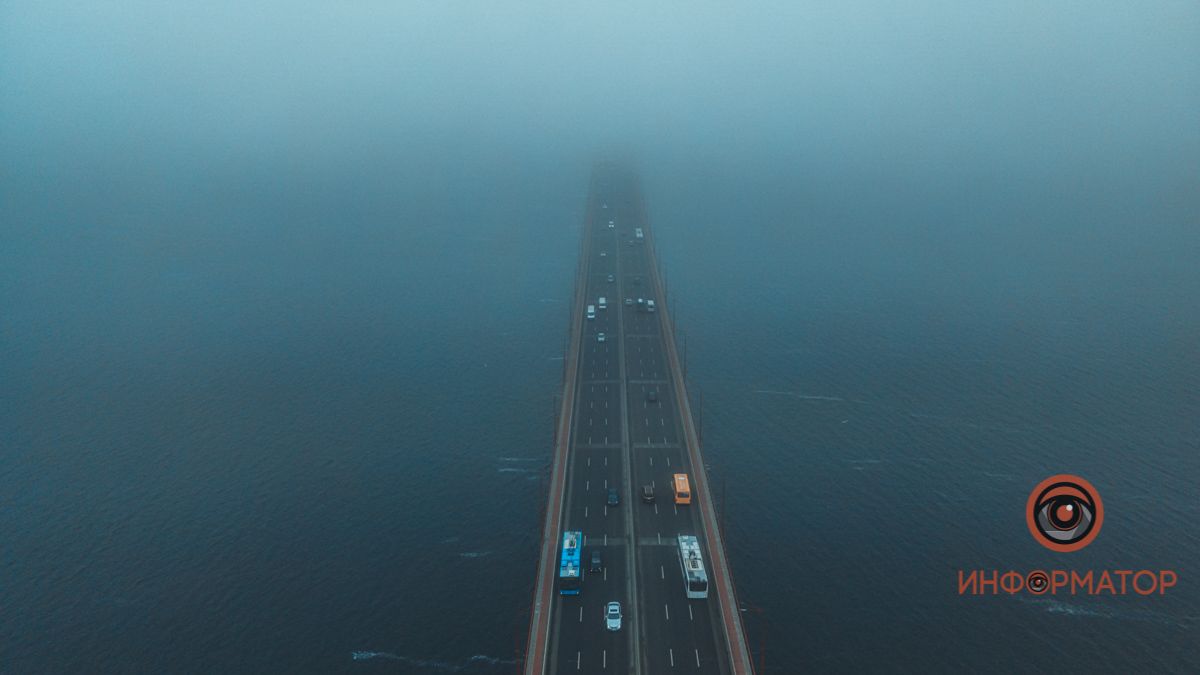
[600,251,607,257]
[605,602,622,631]
[608,220,615,228]
[597,332,606,343]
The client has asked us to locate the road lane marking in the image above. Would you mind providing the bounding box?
[579,606,583,622]
[658,532,662,544]
[604,650,607,669]
[665,604,670,620]
[669,649,675,668]
[654,504,658,515]
[660,565,664,579]
[577,651,581,670]
[585,507,589,518]
[688,605,694,621]
[666,455,671,466]
[649,457,654,466]
[695,649,701,668]
[604,479,608,489]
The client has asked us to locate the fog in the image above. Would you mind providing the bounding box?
[2,3,1198,672]
[4,2,1197,186]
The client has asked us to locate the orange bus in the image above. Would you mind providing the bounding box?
[673,473,691,505]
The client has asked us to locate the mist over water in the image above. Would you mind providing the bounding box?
[3,2,1197,673]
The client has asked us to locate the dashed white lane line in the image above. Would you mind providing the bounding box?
[660,565,665,580]
[586,480,590,491]
[665,604,670,621]
[579,606,583,622]
[669,648,675,668]
[649,456,654,466]
[654,503,658,515]
[688,604,694,621]
[604,650,607,669]
[577,651,581,670]
[695,649,701,668]
[585,507,589,518]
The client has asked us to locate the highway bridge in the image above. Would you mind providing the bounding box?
[524,165,755,675]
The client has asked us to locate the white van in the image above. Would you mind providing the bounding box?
[586,305,596,320]
[598,297,607,310]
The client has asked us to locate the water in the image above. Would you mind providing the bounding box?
[4,155,1197,673]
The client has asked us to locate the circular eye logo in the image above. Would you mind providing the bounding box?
[1026,474,1103,552]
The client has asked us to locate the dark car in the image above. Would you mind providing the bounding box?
[607,488,619,506]
[646,389,658,403]
[590,549,603,572]
[641,485,655,503]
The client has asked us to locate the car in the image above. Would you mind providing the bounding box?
[597,332,606,343]
[608,220,615,228]
[605,602,622,631]
[624,298,633,306]
[607,274,615,283]
[646,389,658,403]
[641,485,655,503]
[607,488,619,506]
[600,251,607,257]
[633,277,641,286]
[602,202,608,209]
[590,549,603,572]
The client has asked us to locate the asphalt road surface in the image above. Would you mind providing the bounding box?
[545,167,733,675]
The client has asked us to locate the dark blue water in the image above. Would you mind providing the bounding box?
[3,155,1197,673]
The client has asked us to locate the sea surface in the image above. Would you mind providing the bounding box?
[2,157,1197,673]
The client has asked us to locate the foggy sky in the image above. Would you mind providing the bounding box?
[2,1,1197,182]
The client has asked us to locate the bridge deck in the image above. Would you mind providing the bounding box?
[524,165,754,675]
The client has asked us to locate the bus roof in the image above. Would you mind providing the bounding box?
[678,535,707,583]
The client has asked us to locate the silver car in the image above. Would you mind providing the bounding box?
[597,332,606,343]
[605,602,622,631]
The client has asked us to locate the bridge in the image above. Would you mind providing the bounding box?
[523,164,755,674]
